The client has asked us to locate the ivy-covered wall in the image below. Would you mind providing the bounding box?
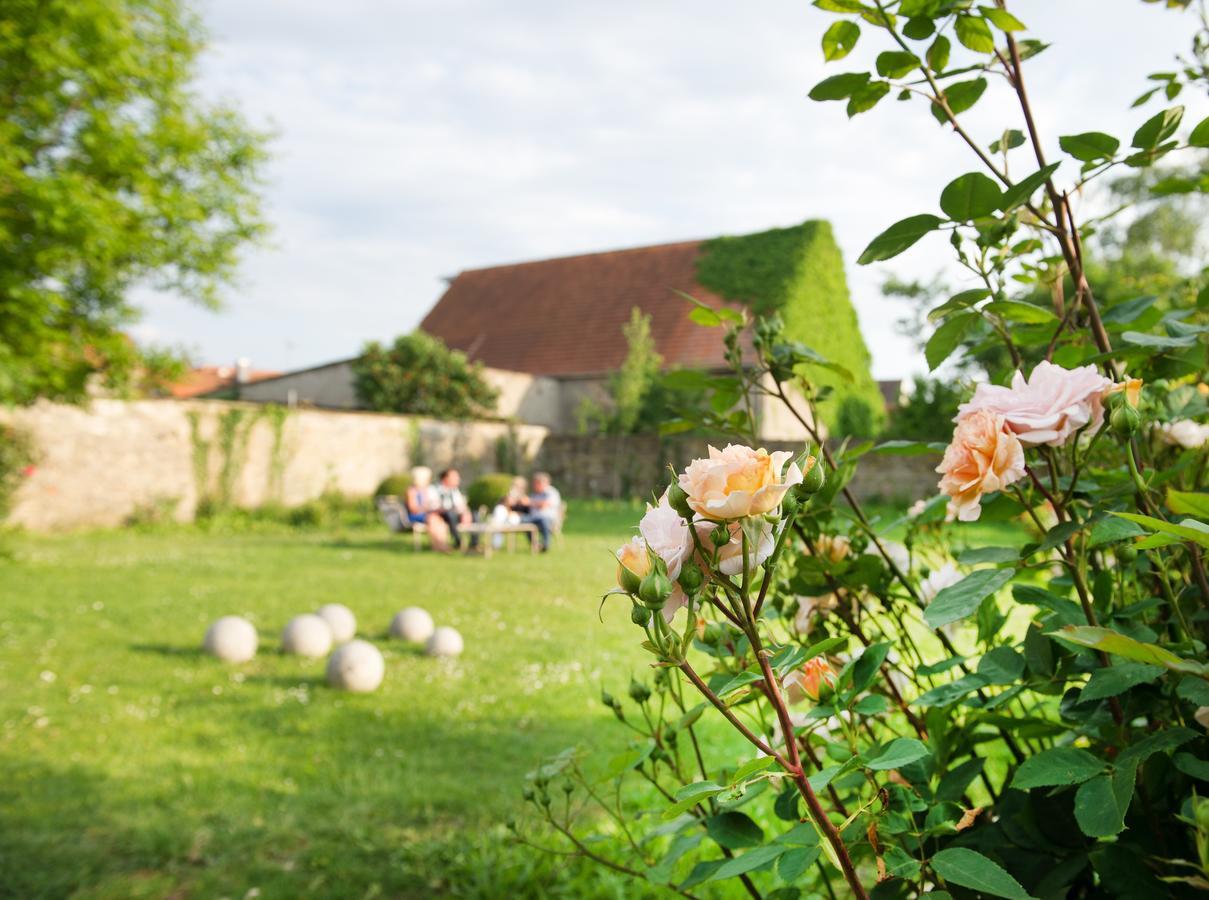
[695,220,884,432]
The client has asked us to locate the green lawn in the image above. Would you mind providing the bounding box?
[0,501,1024,899]
[0,503,652,899]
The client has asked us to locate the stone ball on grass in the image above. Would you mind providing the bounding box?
[204,615,258,663]
[316,603,357,643]
[326,640,385,692]
[426,626,464,658]
[281,613,333,657]
[391,607,434,643]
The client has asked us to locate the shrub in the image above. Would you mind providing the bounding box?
[882,376,966,443]
[467,473,516,511]
[374,474,412,497]
[0,424,36,519]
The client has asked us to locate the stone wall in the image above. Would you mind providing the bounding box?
[535,434,939,504]
[2,399,547,531]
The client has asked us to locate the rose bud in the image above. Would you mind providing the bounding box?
[628,679,651,704]
[710,523,731,548]
[630,604,652,627]
[666,478,694,519]
[786,657,839,703]
[677,561,704,595]
[797,455,825,494]
[1110,403,1141,437]
[616,537,652,594]
[700,622,726,645]
[638,569,674,609]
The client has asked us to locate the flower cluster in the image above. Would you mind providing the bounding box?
[937,361,1131,521]
[613,445,814,640]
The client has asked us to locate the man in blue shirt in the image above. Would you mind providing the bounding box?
[521,472,561,552]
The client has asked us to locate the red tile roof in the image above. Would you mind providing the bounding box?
[170,365,281,399]
[419,240,748,377]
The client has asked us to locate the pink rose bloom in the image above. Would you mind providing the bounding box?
[697,519,775,577]
[660,584,689,623]
[936,410,1026,522]
[639,495,692,580]
[679,444,803,521]
[1157,419,1209,450]
[794,593,840,635]
[958,360,1112,447]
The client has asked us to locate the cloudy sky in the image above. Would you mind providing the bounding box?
[134,1,1207,380]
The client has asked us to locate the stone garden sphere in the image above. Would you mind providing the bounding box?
[326,640,385,693]
[426,626,464,658]
[316,603,357,643]
[281,613,333,658]
[390,607,435,643]
[203,615,258,663]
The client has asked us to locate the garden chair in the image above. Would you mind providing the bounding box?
[375,495,428,550]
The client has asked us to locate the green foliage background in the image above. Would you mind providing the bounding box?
[352,332,499,419]
[695,220,885,432]
[0,0,269,405]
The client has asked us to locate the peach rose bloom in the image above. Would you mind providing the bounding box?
[615,536,651,589]
[679,444,803,521]
[936,410,1026,522]
[958,360,1112,447]
[812,534,850,563]
[784,657,837,703]
[660,584,689,623]
[639,495,692,580]
[794,593,839,635]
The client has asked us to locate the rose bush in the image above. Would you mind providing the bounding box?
[518,4,1209,897]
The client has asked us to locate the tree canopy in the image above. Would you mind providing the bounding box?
[0,0,269,405]
[351,332,499,419]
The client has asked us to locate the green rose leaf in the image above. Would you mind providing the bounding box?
[822,20,861,61]
[809,71,871,101]
[876,50,919,78]
[925,568,1017,629]
[1081,663,1164,702]
[999,162,1061,210]
[932,77,988,123]
[983,300,1056,323]
[926,34,951,71]
[1011,746,1105,790]
[866,737,932,771]
[1058,131,1120,161]
[1167,489,1209,519]
[1190,115,1209,148]
[1048,624,1209,677]
[1075,772,1132,837]
[979,6,1026,31]
[705,811,764,849]
[925,311,978,371]
[955,15,995,53]
[931,848,1032,899]
[1131,105,1184,149]
[857,213,944,264]
[940,171,1003,220]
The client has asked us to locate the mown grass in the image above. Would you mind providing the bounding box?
[0,499,1023,899]
[0,502,652,899]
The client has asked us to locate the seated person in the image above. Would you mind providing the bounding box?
[405,466,451,552]
[520,471,561,552]
[503,476,530,516]
[436,468,475,550]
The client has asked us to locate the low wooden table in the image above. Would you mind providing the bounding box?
[460,522,541,558]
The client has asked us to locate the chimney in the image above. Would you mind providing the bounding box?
[235,357,251,384]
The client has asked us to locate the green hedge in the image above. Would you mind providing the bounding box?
[695,220,884,432]
[467,473,516,511]
[374,474,412,498]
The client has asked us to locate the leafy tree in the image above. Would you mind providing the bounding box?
[577,308,667,435]
[0,0,269,405]
[881,375,965,442]
[352,332,498,419]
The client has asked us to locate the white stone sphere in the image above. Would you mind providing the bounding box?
[204,616,258,663]
[391,607,435,643]
[426,626,464,658]
[281,614,333,657]
[326,640,385,692]
[316,603,357,643]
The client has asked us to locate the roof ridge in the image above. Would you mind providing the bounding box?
[454,237,706,276]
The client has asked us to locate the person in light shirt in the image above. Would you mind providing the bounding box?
[520,471,561,552]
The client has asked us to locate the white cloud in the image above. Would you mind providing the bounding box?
[134,0,1209,380]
